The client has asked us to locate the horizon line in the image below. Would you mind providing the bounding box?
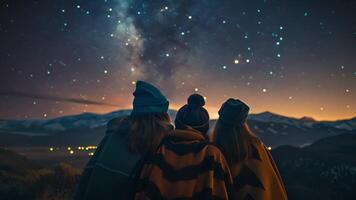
[1,108,355,122]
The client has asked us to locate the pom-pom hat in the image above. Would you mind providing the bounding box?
[175,94,210,135]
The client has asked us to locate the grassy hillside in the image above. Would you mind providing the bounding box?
[0,148,80,200]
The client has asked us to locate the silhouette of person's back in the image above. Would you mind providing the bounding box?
[74,81,172,200]
[213,98,288,200]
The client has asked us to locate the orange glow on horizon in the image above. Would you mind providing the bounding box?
[86,102,355,121]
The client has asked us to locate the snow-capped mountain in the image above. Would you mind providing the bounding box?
[249,111,356,131]
[0,109,177,135]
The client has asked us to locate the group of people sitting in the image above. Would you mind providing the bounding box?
[75,81,288,200]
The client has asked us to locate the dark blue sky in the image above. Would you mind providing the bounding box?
[0,0,355,120]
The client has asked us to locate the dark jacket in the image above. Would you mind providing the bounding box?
[133,128,235,200]
[74,117,141,200]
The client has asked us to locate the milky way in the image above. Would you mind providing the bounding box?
[0,0,355,120]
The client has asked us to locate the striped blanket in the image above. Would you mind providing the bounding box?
[230,140,288,200]
[134,128,235,200]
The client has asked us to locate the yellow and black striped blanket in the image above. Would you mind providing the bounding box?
[230,140,288,200]
[133,128,235,200]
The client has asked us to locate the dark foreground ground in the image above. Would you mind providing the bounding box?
[1,134,356,200]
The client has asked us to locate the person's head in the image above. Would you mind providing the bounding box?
[175,94,210,136]
[213,98,257,164]
[127,81,172,154]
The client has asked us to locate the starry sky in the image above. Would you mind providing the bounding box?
[0,0,355,121]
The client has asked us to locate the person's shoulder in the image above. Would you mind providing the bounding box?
[106,116,130,134]
[249,134,263,146]
[205,142,225,156]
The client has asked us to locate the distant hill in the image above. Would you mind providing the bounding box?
[272,133,356,200]
[249,111,356,131]
[0,148,39,174]
[0,148,80,200]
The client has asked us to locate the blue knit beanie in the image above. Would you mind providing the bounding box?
[131,81,169,116]
[218,98,250,127]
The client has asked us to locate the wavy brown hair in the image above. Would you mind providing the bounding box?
[212,121,258,164]
[127,113,171,154]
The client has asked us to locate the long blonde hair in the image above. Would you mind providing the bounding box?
[213,121,258,164]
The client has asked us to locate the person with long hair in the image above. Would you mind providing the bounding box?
[133,94,235,200]
[75,81,172,200]
[213,98,288,200]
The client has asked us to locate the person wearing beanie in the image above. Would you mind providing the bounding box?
[212,98,288,200]
[75,81,172,200]
[174,93,210,137]
[133,94,235,200]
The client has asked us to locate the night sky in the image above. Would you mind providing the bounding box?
[0,0,355,120]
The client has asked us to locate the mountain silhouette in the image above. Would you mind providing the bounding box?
[0,110,355,147]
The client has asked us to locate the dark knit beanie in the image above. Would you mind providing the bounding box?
[175,94,210,135]
[218,98,250,127]
[131,81,169,116]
